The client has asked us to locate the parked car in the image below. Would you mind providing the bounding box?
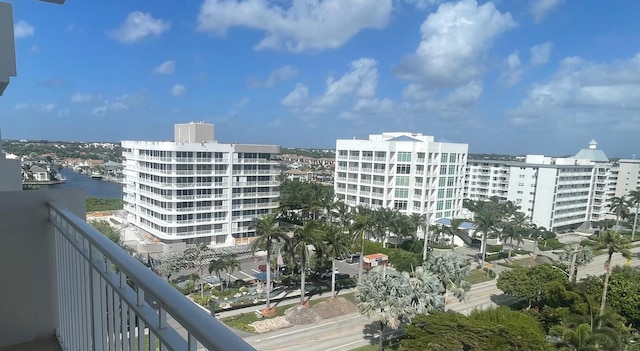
[319,268,339,280]
[346,254,361,264]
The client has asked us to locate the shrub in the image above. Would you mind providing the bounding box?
[538,238,565,251]
[486,244,503,253]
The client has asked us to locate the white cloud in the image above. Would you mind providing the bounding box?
[249,65,299,88]
[71,93,97,103]
[14,20,35,38]
[282,58,379,114]
[91,95,132,116]
[229,97,250,117]
[509,53,640,128]
[395,0,516,87]
[153,60,176,75]
[15,103,56,112]
[443,80,483,107]
[529,42,553,66]
[170,84,186,97]
[531,0,564,23]
[110,12,171,44]
[402,0,442,10]
[339,98,394,120]
[197,0,393,52]
[501,51,523,86]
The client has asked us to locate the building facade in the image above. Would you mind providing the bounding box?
[613,159,640,198]
[465,140,619,231]
[122,123,280,246]
[334,132,469,223]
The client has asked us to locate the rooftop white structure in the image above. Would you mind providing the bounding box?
[122,122,281,247]
[334,132,468,226]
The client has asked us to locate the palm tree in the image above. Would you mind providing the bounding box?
[627,189,640,241]
[331,201,352,229]
[439,218,466,252]
[390,212,413,248]
[558,244,593,283]
[467,200,502,265]
[224,254,241,288]
[183,242,213,298]
[594,232,632,321]
[501,213,528,261]
[250,213,289,311]
[423,251,471,304]
[321,223,352,298]
[608,196,630,231]
[356,266,443,351]
[409,213,429,259]
[208,257,227,290]
[287,220,325,305]
[374,207,395,248]
[350,206,375,284]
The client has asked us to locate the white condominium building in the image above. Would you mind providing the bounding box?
[334,132,468,222]
[614,159,640,198]
[122,123,280,246]
[465,140,616,231]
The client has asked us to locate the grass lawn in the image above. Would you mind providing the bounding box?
[221,291,357,333]
[466,269,495,284]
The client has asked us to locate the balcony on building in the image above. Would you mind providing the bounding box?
[0,189,254,351]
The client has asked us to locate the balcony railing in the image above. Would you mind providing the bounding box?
[49,202,254,351]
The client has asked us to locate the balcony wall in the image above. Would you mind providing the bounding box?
[0,189,85,348]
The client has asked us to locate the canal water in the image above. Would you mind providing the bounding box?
[42,168,123,199]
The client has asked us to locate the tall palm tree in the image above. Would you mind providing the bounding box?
[468,200,502,265]
[608,196,630,231]
[558,244,593,282]
[594,232,632,321]
[183,242,213,298]
[374,207,395,248]
[331,201,352,229]
[250,213,288,310]
[627,189,640,241]
[321,223,352,298]
[208,257,227,290]
[350,206,375,284]
[287,220,325,305]
[528,224,547,259]
[501,212,528,261]
[409,213,429,259]
[390,212,413,248]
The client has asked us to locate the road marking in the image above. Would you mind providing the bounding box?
[325,339,364,351]
[226,273,239,280]
[254,315,362,341]
[251,268,261,274]
[239,271,255,279]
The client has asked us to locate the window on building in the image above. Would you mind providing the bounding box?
[440,165,447,174]
[438,189,445,198]
[436,200,444,210]
[396,176,410,186]
[446,189,453,198]
[394,200,408,210]
[447,177,455,186]
[445,200,452,209]
[396,165,411,174]
[395,188,409,198]
[448,165,456,175]
[439,177,446,187]
[397,152,412,162]
[441,153,448,163]
[449,154,456,163]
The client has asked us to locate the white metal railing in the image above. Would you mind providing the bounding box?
[50,202,254,351]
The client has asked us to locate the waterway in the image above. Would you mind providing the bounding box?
[41,168,123,199]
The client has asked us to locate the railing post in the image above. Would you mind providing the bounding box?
[90,245,106,351]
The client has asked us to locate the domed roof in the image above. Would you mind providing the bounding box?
[575,139,609,162]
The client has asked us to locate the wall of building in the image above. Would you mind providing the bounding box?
[0,3,17,96]
[531,168,558,229]
[615,160,640,197]
[0,189,84,348]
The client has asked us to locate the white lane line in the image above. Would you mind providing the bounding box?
[256,315,363,341]
[226,273,239,280]
[251,269,261,274]
[325,339,366,351]
[239,271,255,279]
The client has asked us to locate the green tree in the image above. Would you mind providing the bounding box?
[357,266,442,351]
[183,242,213,298]
[321,223,352,298]
[628,189,640,241]
[465,199,502,265]
[207,257,227,290]
[594,231,632,320]
[90,220,122,244]
[350,206,375,284]
[286,220,325,305]
[608,196,630,231]
[224,254,241,288]
[604,266,640,328]
[250,213,289,310]
[400,310,552,351]
[501,212,528,261]
[497,264,568,308]
[423,251,471,304]
[439,218,466,252]
[558,244,593,282]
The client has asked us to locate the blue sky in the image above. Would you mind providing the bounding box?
[3,0,640,157]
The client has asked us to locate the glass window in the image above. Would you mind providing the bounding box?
[446,189,453,198]
[438,189,445,198]
[396,176,410,186]
[436,200,444,211]
[397,152,412,162]
[449,154,457,163]
[448,165,456,175]
[394,188,409,198]
[394,200,408,210]
[439,177,446,187]
[445,200,452,209]
[447,177,455,186]
[441,153,448,163]
[440,165,447,174]
[396,165,411,174]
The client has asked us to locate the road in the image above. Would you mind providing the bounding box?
[243,248,640,351]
